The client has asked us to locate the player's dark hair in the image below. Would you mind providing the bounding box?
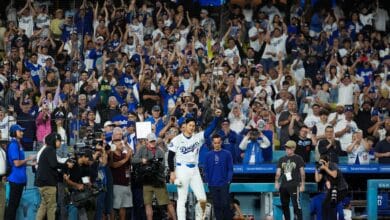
[212,134,221,140]
[185,117,196,124]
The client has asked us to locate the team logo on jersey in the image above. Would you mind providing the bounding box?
[180,141,200,154]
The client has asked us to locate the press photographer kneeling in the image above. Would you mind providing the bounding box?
[315,155,349,220]
[132,133,169,220]
[63,146,103,220]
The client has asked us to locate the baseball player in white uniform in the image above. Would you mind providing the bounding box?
[168,109,222,220]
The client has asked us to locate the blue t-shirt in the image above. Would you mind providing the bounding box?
[25,61,42,87]
[357,67,373,86]
[112,115,128,128]
[7,139,27,184]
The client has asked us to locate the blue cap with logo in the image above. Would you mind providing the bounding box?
[10,124,26,133]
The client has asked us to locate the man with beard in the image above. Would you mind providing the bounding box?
[329,104,345,126]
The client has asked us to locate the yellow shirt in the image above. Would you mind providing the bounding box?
[50,19,64,36]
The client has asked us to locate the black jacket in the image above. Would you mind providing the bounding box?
[36,146,58,187]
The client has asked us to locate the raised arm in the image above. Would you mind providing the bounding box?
[258,133,271,149]
[203,109,222,138]
[93,1,99,21]
[239,135,249,150]
[17,0,31,17]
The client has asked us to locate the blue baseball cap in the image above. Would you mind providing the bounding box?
[371,110,379,116]
[119,103,128,108]
[105,132,113,142]
[10,124,26,133]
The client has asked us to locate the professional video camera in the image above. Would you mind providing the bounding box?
[76,128,110,153]
[65,149,104,207]
[70,184,104,207]
[134,157,165,186]
[83,128,104,148]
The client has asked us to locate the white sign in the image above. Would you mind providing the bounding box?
[136,122,152,139]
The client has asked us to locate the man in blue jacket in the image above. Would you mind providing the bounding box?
[239,128,271,165]
[216,118,242,164]
[5,124,36,220]
[204,134,233,220]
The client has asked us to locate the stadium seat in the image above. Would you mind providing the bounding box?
[339,156,349,164]
[272,150,285,163]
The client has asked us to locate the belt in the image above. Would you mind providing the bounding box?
[176,163,196,168]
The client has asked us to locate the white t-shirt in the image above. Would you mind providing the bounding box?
[270,34,287,61]
[254,85,273,97]
[329,112,345,124]
[334,119,358,151]
[359,13,374,26]
[243,9,253,22]
[249,39,261,52]
[291,59,305,86]
[152,28,164,40]
[37,53,55,67]
[228,113,246,134]
[0,115,16,140]
[338,83,355,106]
[35,14,51,29]
[261,43,275,59]
[0,147,6,175]
[348,143,369,165]
[122,43,136,58]
[130,23,144,42]
[375,8,389,32]
[57,126,67,145]
[18,15,34,38]
[168,132,205,164]
[304,114,321,128]
[315,121,331,137]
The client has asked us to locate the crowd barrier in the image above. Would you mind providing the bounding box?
[6,152,390,219]
[233,164,390,174]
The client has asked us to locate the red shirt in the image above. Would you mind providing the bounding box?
[111,152,131,186]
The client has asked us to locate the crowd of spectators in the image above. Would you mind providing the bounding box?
[0,0,389,168]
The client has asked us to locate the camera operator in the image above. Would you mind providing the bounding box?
[315,154,348,220]
[239,128,271,165]
[35,132,61,220]
[93,142,111,220]
[63,148,96,220]
[132,133,170,220]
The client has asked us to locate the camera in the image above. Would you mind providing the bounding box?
[70,184,104,207]
[315,161,324,170]
[250,130,259,137]
[134,157,165,187]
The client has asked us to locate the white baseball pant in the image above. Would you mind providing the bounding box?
[176,164,206,220]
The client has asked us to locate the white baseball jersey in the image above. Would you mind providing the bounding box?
[168,132,205,164]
